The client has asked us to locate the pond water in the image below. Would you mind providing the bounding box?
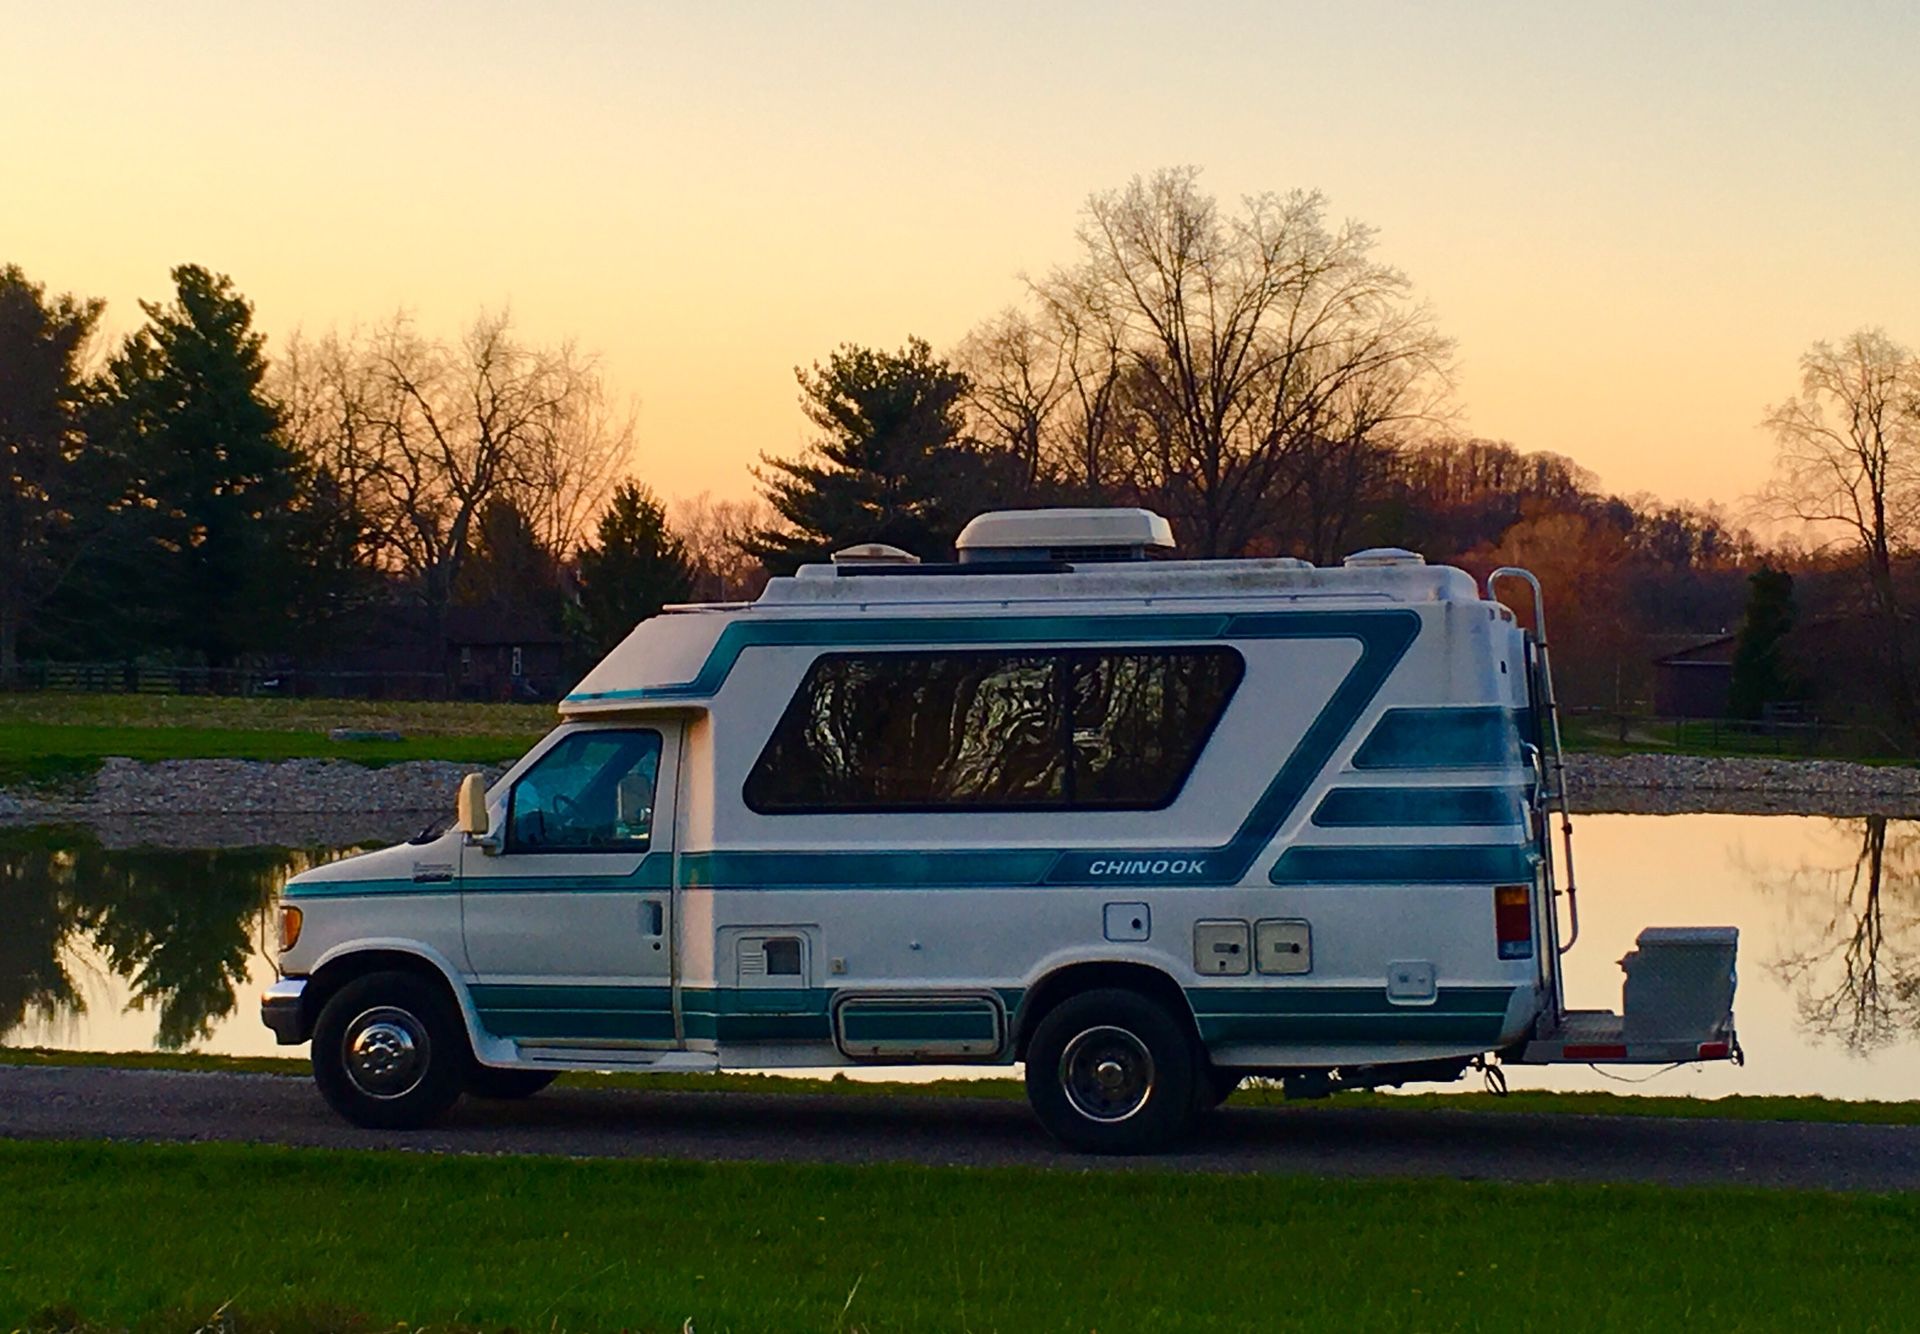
[2,814,1916,1102]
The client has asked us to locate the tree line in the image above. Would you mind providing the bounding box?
[0,263,714,681]
[6,167,1917,728]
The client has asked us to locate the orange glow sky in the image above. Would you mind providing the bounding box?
[7,1,1917,513]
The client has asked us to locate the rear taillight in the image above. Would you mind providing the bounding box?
[1495,884,1533,960]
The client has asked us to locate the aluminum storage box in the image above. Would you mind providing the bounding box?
[1621,926,1738,1042]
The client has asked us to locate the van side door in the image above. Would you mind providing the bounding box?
[460,723,680,1048]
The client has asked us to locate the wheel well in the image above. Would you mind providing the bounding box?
[300,950,462,1041]
[1013,961,1198,1059]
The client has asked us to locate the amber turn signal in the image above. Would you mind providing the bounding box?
[278,905,303,952]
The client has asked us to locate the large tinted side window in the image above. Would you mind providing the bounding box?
[1070,650,1244,808]
[744,652,1065,811]
[744,647,1241,813]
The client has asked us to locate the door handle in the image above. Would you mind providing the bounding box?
[641,899,665,937]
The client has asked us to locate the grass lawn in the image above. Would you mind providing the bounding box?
[0,695,551,787]
[1558,713,1911,765]
[6,1046,1918,1127]
[3,1139,1915,1332]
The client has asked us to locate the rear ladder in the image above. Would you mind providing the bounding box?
[1489,568,1578,1023]
[1488,567,1742,1068]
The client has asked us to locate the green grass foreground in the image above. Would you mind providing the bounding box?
[0,696,550,786]
[3,1139,1915,1333]
[6,1045,1918,1127]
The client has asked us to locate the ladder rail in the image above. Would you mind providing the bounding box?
[1489,568,1580,958]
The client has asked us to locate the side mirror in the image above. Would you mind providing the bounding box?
[456,772,491,837]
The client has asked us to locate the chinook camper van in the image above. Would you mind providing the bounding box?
[264,508,1741,1153]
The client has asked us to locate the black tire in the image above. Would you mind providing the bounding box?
[311,970,469,1129]
[1201,1064,1242,1109]
[1024,987,1200,1154]
[466,1067,558,1100]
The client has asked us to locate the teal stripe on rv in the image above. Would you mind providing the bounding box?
[1188,984,1515,1045]
[284,859,674,901]
[469,980,1513,1048]
[566,613,1240,703]
[1310,786,1526,828]
[469,983,676,1042]
[472,985,1009,1046]
[1269,844,1536,885]
[464,862,675,893]
[1352,707,1524,770]
[683,987,833,1042]
[838,1003,1001,1045]
[282,879,449,901]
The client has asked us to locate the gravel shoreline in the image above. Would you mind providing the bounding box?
[1563,754,1920,817]
[2,752,1919,847]
[0,757,506,847]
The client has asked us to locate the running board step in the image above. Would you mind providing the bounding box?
[513,1045,721,1073]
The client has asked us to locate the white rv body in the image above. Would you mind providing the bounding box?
[266,510,1740,1148]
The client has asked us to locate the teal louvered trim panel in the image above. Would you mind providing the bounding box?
[1187,985,1516,1046]
[1310,786,1527,829]
[1269,844,1536,885]
[1351,707,1524,770]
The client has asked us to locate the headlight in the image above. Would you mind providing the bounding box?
[278,905,304,952]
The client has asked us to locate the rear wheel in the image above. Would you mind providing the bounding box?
[1024,988,1200,1154]
[466,1067,558,1100]
[311,970,468,1129]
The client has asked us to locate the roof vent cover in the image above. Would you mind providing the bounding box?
[955,508,1175,564]
[1342,547,1426,568]
[831,543,921,566]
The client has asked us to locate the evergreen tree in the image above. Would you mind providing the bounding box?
[456,498,563,615]
[574,483,695,657]
[0,266,105,674]
[1727,565,1802,719]
[746,338,1019,572]
[281,464,382,640]
[88,266,298,664]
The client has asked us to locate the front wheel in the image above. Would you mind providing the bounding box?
[1024,988,1200,1154]
[467,1067,558,1100]
[311,970,468,1129]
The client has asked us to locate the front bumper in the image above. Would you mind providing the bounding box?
[261,978,310,1045]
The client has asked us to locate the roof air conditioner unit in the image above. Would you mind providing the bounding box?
[955,508,1175,564]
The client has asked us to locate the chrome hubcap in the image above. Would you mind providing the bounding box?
[344,1007,429,1099]
[1061,1025,1155,1123]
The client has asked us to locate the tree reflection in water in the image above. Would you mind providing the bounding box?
[1767,817,1920,1054]
[0,827,321,1050]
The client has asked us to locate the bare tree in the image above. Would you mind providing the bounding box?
[274,329,387,572]
[672,491,773,601]
[1769,816,1920,1054]
[981,168,1452,556]
[1760,329,1920,732]
[280,311,632,655]
[953,308,1068,495]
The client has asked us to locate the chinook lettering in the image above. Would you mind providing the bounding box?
[1087,858,1208,877]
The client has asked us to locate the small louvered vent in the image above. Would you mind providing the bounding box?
[735,932,811,988]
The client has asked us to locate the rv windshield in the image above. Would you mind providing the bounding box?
[507,729,662,853]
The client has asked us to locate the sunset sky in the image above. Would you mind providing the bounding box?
[7,1,1917,514]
